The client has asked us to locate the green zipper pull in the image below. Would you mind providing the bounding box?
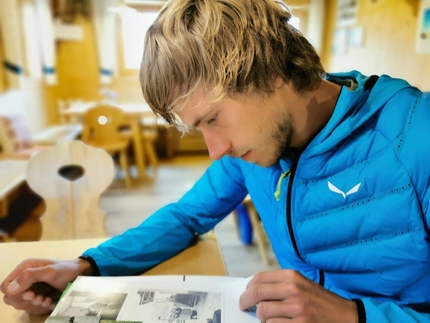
[274,170,292,201]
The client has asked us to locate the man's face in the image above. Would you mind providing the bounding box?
[176,83,294,167]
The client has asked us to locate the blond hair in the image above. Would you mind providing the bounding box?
[140,0,325,126]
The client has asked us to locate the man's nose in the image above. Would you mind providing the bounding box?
[202,131,231,160]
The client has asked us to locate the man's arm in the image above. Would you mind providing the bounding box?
[79,156,247,276]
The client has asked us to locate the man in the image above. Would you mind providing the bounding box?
[2,0,430,322]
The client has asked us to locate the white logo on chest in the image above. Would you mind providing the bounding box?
[327,181,361,199]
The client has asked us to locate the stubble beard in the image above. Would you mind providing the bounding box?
[273,111,293,162]
[230,110,293,167]
[254,111,294,167]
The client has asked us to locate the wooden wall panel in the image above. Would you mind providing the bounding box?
[322,0,430,90]
[0,28,6,93]
[41,14,101,124]
[56,15,100,102]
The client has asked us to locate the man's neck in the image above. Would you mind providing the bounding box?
[290,79,342,150]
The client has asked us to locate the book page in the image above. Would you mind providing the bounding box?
[49,276,259,323]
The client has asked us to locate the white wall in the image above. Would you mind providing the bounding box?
[0,78,47,133]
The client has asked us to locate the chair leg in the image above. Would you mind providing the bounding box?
[118,149,132,188]
[144,140,159,173]
[230,210,241,240]
[244,201,272,265]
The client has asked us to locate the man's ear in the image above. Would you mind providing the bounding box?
[273,76,284,89]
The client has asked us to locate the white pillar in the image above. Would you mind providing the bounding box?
[21,1,42,79]
[34,0,57,85]
[91,0,118,85]
[0,0,25,88]
[307,0,326,55]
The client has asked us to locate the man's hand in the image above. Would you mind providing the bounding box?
[1,258,92,315]
[239,270,358,323]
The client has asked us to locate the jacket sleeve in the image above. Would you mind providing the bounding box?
[361,298,430,322]
[81,156,248,276]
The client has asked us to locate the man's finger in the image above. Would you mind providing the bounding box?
[239,281,296,311]
[6,270,39,295]
[265,318,293,323]
[246,270,304,290]
[7,265,61,295]
[31,294,45,306]
[2,259,51,285]
[254,300,296,322]
[29,282,63,301]
[3,294,55,315]
[2,259,54,294]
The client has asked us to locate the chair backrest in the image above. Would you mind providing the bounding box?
[26,140,115,240]
[81,105,128,147]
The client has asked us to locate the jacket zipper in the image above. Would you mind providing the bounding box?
[286,166,301,259]
[285,166,325,286]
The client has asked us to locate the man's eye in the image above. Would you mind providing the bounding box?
[207,115,217,124]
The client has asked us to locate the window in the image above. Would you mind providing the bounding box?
[119,9,300,70]
[290,16,301,30]
[119,8,158,69]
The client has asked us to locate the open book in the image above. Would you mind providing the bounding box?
[45,275,259,323]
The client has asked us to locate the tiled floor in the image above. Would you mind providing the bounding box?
[100,154,280,278]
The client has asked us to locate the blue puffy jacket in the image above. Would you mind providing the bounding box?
[84,71,430,322]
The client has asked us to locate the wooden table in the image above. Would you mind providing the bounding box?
[62,103,156,119]
[0,159,28,217]
[61,102,157,180]
[1,234,227,323]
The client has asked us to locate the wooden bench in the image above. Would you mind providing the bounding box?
[0,158,40,242]
[32,123,82,146]
[0,114,82,158]
[0,159,27,216]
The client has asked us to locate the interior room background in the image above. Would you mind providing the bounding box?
[0,0,429,134]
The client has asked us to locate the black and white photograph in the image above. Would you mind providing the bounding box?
[52,291,128,321]
[48,276,251,322]
[45,316,101,323]
[125,289,222,322]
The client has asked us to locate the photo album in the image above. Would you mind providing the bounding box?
[44,275,259,323]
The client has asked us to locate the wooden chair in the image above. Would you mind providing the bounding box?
[81,105,132,188]
[232,196,273,265]
[141,117,160,176]
[57,99,82,124]
[0,182,44,242]
[26,140,114,240]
